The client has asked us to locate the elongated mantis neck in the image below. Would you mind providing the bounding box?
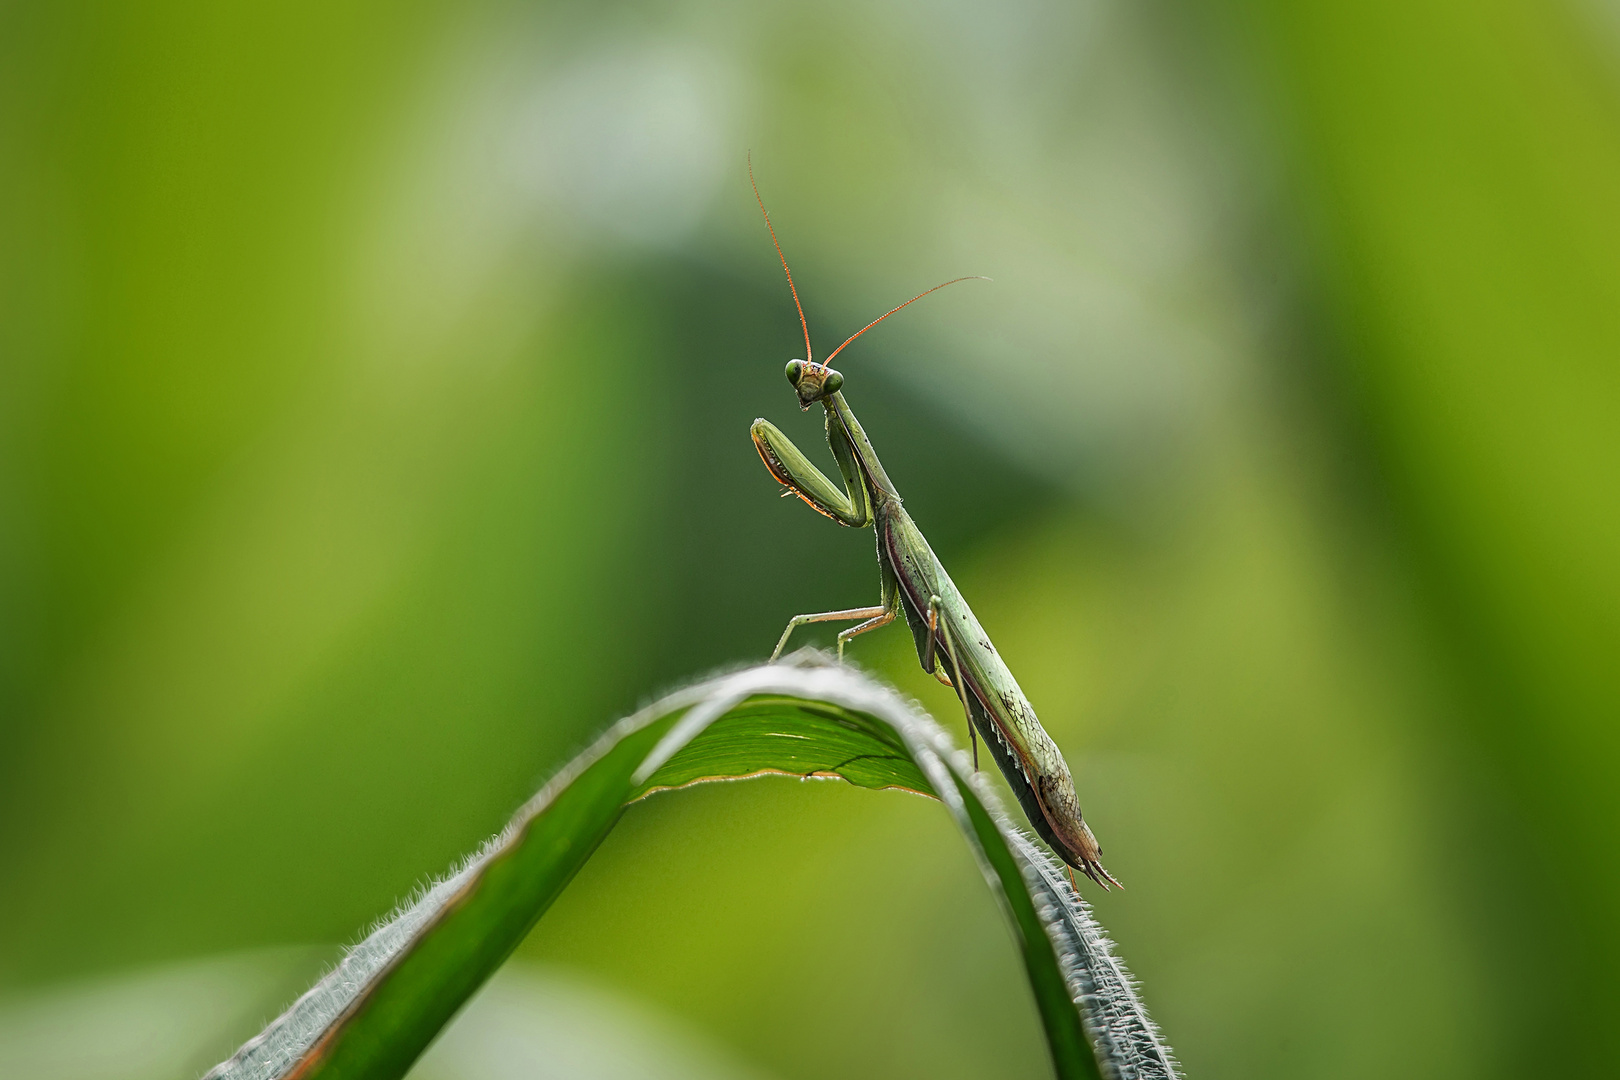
[827,392,900,501]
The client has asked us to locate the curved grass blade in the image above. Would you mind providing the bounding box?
[205,656,1176,1080]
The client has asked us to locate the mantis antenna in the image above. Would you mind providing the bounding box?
[823,275,990,366]
[749,153,814,365]
[748,155,988,369]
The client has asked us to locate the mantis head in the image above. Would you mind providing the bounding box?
[785,359,843,409]
[750,155,987,409]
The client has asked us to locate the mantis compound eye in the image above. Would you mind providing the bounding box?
[785,359,805,385]
[822,371,843,394]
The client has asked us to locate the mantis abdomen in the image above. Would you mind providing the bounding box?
[880,505,1113,884]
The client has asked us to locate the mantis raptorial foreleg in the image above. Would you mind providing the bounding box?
[751,412,871,527]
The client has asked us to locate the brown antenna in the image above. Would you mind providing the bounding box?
[822,277,989,366]
[748,153,813,365]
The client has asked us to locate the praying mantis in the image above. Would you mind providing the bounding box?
[747,168,1120,890]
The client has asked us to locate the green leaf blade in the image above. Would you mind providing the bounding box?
[206,659,1174,1080]
[633,695,936,798]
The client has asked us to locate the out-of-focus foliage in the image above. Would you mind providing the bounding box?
[0,0,1614,1078]
[1234,1,1620,1073]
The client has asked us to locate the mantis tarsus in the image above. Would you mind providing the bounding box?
[747,168,1119,890]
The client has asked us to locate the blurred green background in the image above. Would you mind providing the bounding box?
[2,1,1617,1078]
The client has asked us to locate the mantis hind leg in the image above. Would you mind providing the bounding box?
[926,594,978,772]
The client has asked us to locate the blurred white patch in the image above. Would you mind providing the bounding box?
[0,954,774,1080]
[415,965,774,1080]
[0,950,322,1080]
[507,45,736,250]
[353,31,739,374]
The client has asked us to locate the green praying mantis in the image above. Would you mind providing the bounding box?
[747,169,1120,890]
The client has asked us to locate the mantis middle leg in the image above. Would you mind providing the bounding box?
[771,559,901,662]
